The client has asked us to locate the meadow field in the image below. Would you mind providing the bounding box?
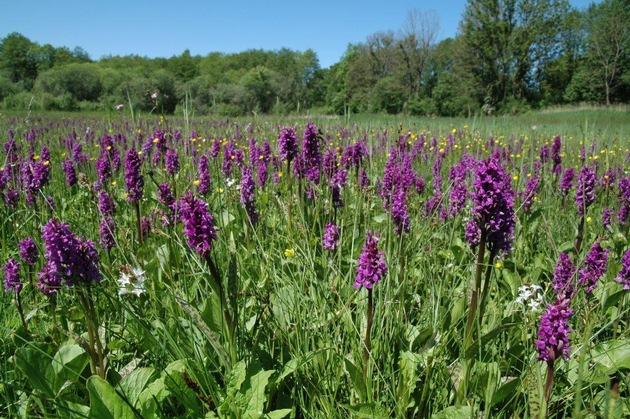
[1,108,630,418]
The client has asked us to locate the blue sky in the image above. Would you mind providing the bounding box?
[1,0,597,69]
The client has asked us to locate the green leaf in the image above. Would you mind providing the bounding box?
[603,290,626,312]
[118,367,157,408]
[397,351,422,404]
[51,344,89,396]
[264,409,292,419]
[226,360,247,398]
[237,368,275,415]
[138,377,170,418]
[465,322,518,359]
[372,213,387,224]
[342,403,389,418]
[276,349,328,383]
[59,401,90,418]
[220,209,235,227]
[15,343,55,398]
[87,376,135,419]
[344,356,366,401]
[594,389,625,419]
[160,360,202,414]
[201,287,226,336]
[490,377,520,408]
[558,241,575,254]
[431,406,473,418]
[589,338,630,382]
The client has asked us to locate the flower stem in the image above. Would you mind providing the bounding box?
[544,360,555,410]
[575,213,585,255]
[16,292,28,331]
[135,201,143,246]
[362,287,374,383]
[205,254,234,355]
[478,250,497,324]
[465,229,487,349]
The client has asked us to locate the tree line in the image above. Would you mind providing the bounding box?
[1,0,628,117]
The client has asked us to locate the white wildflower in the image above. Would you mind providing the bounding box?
[118,267,146,297]
[515,284,543,312]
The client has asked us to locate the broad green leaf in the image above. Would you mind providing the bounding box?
[138,377,170,417]
[238,368,275,415]
[342,403,389,418]
[344,356,366,401]
[201,292,226,337]
[276,349,328,383]
[465,322,518,359]
[118,367,157,408]
[15,343,55,398]
[263,409,291,418]
[372,213,387,223]
[226,360,247,398]
[179,300,229,368]
[589,338,630,383]
[87,376,135,419]
[220,209,235,227]
[490,378,521,408]
[431,405,473,418]
[603,290,626,312]
[558,241,575,254]
[58,401,90,418]
[51,344,89,396]
[594,389,625,419]
[397,351,421,404]
[160,359,202,413]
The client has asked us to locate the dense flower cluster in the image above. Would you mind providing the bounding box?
[240,165,258,224]
[3,258,22,293]
[322,223,340,250]
[618,177,630,224]
[341,139,368,170]
[464,219,481,247]
[302,122,321,184]
[448,155,473,217]
[197,155,211,196]
[391,187,410,234]
[177,191,217,258]
[62,158,77,187]
[536,302,573,363]
[96,154,111,188]
[559,168,575,195]
[165,148,180,175]
[578,242,609,294]
[98,190,116,217]
[515,284,543,311]
[99,217,116,251]
[18,237,38,266]
[38,219,101,293]
[552,253,576,301]
[521,175,540,214]
[354,231,387,289]
[551,136,562,175]
[471,156,515,255]
[575,166,597,216]
[124,148,144,202]
[278,127,298,163]
[615,249,630,290]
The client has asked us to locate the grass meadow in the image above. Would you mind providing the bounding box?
[1,107,630,418]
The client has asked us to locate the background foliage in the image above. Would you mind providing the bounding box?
[1,0,629,116]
